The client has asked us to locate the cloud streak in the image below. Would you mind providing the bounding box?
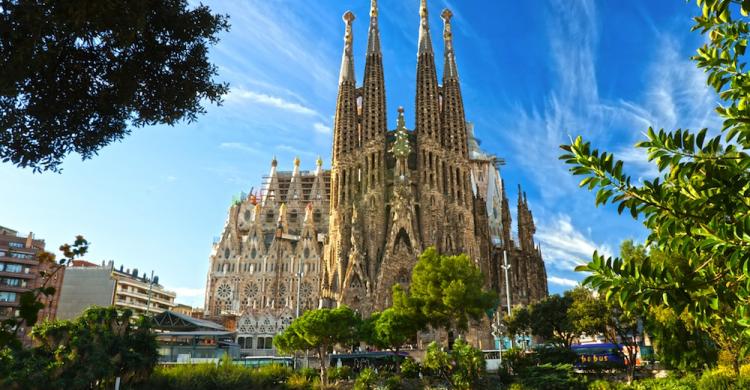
[219,142,261,155]
[536,214,612,271]
[225,87,319,116]
[548,276,579,288]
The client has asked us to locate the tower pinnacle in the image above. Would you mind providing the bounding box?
[339,11,356,84]
[418,0,433,54]
[442,9,458,80]
[368,0,381,54]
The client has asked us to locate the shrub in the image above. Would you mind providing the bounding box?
[400,357,421,379]
[354,367,377,390]
[535,345,578,365]
[587,379,615,390]
[287,372,317,390]
[298,367,318,381]
[383,374,403,390]
[504,347,534,373]
[697,367,736,390]
[327,365,353,382]
[738,365,750,389]
[519,364,587,390]
[627,377,696,390]
[422,340,485,390]
[255,364,293,387]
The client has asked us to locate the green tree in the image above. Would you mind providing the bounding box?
[560,0,750,372]
[528,294,578,348]
[647,305,718,372]
[273,305,361,386]
[405,247,497,343]
[372,307,420,354]
[503,305,532,343]
[1,0,229,172]
[0,306,157,389]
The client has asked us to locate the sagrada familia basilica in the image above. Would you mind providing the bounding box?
[205,0,547,353]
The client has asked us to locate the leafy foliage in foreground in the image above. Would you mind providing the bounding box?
[422,339,485,390]
[133,361,300,390]
[1,306,158,389]
[560,0,750,371]
[0,0,229,172]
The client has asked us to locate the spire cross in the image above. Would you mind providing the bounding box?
[371,0,378,17]
[441,9,453,52]
[343,11,355,48]
[339,11,356,84]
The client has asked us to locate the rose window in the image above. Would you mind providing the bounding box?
[217,283,232,299]
[244,282,259,298]
[300,282,313,298]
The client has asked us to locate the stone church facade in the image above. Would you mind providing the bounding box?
[205,0,547,355]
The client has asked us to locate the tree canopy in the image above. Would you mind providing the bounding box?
[560,0,750,370]
[273,305,361,386]
[0,306,157,389]
[0,0,229,172]
[371,307,420,353]
[405,247,497,334]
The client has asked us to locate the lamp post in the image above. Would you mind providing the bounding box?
[501,250,512,348]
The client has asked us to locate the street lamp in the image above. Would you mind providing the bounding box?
[501,250,512,348]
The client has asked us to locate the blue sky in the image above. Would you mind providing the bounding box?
[0,1,721,307]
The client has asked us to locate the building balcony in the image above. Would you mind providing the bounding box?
[116,288,175,306]
[115,298,170,314]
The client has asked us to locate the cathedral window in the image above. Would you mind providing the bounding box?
[224,248,230,259]
[314,210,321,223]
[304,247,310,258]
[266,211,274,223]
[289,211,297,223]
[251,248,257,259]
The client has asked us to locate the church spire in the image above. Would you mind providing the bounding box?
[367,0,381,55]
[332,11,359,162]
[415,0,441,143]
[339,11,356,84]
[418,0,433,54]
[442,9,458,80]
[362,0,387,145]
[440,8,467,156]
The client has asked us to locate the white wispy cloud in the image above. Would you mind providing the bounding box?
[225,87,319,116]
[313,122,332,134]
[169,287,205,308]
[536,214,612,271]
[171,287,205,297]
[276,144,316,158]
[505,1,720,199]
[219,142,261,155]
[548,275,579,288]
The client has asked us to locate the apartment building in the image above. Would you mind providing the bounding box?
[0,225,64,344]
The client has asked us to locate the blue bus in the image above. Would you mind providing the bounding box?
[329,351,409,372]
[234,356,294,368]
[571,343,627,368]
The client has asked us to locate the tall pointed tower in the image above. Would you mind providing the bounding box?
[358,0,389,301]
[414,0,446,249]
